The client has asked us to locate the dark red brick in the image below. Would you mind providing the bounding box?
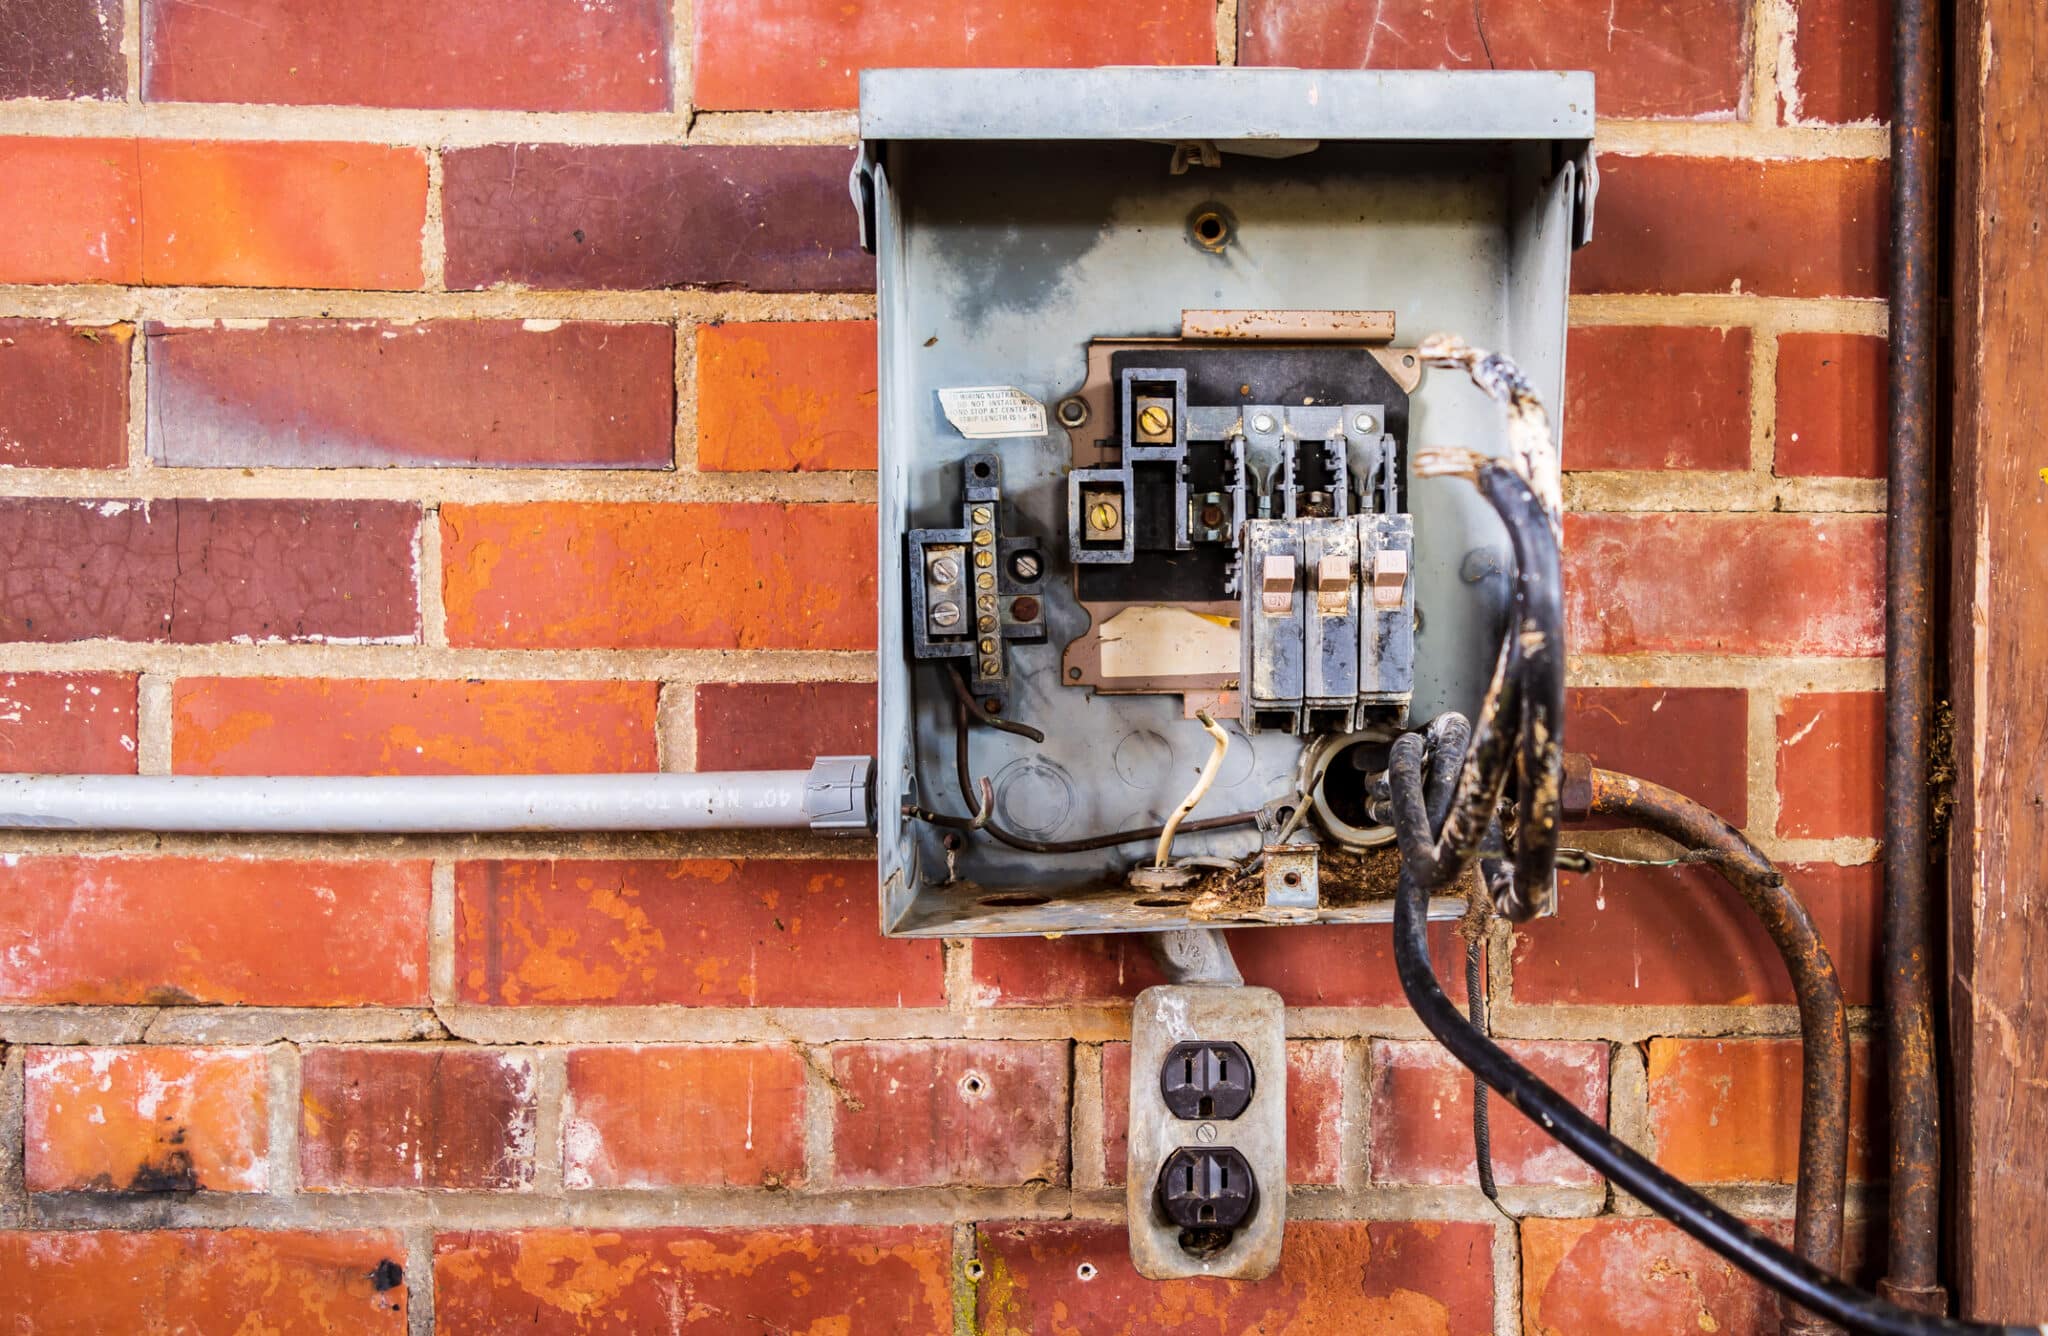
[969,923,1469,1009]
[0,856,432,1007]
[694,0,1214,111]
[1647,1036,1883,1183]
[442,145,872,293]
[1524,1217,1783,1336]
[0,320,130,468]
[696,320,876,471]
[454,858,942,1008]
[0,672,137,773]
[0,1230,407,1332]
[146,320,674,468]
[977,1219,1495,1333]
[0,0,123,99]
[172,678,658,776]
[1566,687,1750,827]
[1776,331,1887,477]
[434,1227,952,1334]
[143,0,669,112]
[829,1040,1068,1188]
[1777,691,1883,839]
[0,498,420,644]
[1573,156,1889,299]
[1101,1039,1343,1186]
[1241,0,1747,120]
[693,681,876,770]
[564,1045,807,1188]
[440,501,874,651]
[1513,859,1880,1007]
[1564,326,1752,471]
[1564,512,1885,657]
[300,1047,537,1190]
[1787,0,1893,125]
[1370,1039,1607,1187]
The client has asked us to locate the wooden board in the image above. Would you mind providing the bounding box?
[1949,0,2048,1316]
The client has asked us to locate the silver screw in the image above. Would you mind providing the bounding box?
[930,601,961,628]
[1354,412,1377,433]
[1010,552,1041,581]
[1252,412,1276,434]
[929,555,960,585]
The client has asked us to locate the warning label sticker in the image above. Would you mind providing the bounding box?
[937,386,1048,440]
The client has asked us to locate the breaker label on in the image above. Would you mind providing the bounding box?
[938,386,1047,439]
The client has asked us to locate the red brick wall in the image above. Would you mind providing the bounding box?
[0,1,1889,1330]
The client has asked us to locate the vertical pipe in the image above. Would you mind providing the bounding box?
[1881,0,1946,1311]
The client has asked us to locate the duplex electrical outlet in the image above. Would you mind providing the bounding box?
[1162,1041,1255,1121]
[1127,985,1286,1280]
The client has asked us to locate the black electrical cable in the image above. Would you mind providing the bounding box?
[1392,839,2027,1335]
[1386,447,2032,1334]
[1464,931,1498,1202]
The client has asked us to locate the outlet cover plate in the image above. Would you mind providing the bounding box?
[1127,983,1287,1279]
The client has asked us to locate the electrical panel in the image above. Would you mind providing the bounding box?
[856,68,1593,940]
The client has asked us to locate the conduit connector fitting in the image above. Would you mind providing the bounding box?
[804,756,876,833]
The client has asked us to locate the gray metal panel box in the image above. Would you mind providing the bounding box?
[858,68,1592,940]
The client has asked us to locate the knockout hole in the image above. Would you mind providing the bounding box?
[1192,212,1229,247]
[1283,871,1302,887]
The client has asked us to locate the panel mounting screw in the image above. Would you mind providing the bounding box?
[1354,412,1377,433]
[1056,396,1090,427]
[930,601,961,628]
[929,555,960,585]
[1138,404,1172,437]
[1009,552,1041,581]
[1251,412,1276,434]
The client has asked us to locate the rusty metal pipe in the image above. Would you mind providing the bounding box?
[1584,766,1850,1336]
[1881,0,1945,1310]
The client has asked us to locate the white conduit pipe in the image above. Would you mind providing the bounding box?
[0,758,874,835]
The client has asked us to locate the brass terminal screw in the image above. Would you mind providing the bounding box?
[974,550,994,569]
[1088,501,1120,533]
[1138,404,1172,437]
[978,638,997,655]
[971,506,993,525]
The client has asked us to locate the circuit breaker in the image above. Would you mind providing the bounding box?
[855,67,1592,1281]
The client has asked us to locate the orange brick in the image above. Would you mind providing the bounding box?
[172,678,659,776]
[300,1047,537,1191]
[1777,690,1884,838]
[696,321,878,471]
[1370,1039,1608,1187]
[1564,326,1752,471]
[434,1227,952,1334]
[828,1040,1068,1188]
[692,0,1215,111]
[564,1045,807,1188]
[139,141,427,288]
[1776,331,1888,477]
[455,858,942,1008]
[440,501,876,650]
[0,138,141,285]
[1648,1036,1884,1183]
[1100,1039,1343,1186]
[978,1220,1495,1333]
[0,1230,408,1332]
[0,856,430,1006]
[1565,512,1886,656]
[0,672,138,774]
[1574,155,1889,299]
[25,1047,270,1193]
[1523,1217,1783,1336]
[1513,860,1882,1007]
[694,681,876,770]
[0,139,432,289]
